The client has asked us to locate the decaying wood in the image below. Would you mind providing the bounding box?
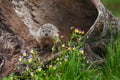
[0,0,37,78]
[0,0,119,78]
[84,0,119,63]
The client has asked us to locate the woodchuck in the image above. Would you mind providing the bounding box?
[35,23,59,50]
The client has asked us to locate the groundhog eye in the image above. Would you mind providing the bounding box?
[42,30,45,32]
[48,30,51,32]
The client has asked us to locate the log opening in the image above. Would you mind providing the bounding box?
[11,0,98,41]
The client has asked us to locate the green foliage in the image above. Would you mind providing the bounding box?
[102,0,120,17]
[101,35,120,80]
[2,73,15,80]
[102,0,120,3]
[55,30,97,80]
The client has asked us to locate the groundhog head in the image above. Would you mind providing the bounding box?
[37,23,59,41]
[36,23,59,50]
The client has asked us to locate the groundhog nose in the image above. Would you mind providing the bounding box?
[45,33,48,37]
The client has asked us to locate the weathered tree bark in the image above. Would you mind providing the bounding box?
[0,0,38,78]
[0,0,119,78]
[84,0,119,65]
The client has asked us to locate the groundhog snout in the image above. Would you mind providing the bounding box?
[45,33,48,37]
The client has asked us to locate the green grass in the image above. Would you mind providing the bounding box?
[102,0,120,17]
[101,36,120,80]
[102,0,120,3]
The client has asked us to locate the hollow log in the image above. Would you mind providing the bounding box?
[0,0,119,78]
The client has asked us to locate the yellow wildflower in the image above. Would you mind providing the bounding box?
[18,58,22,62]
[74,29,79,33]
[55,33,59,37]
[81,31,84,35]
[57,58,60,61]
[53,65,57,70]
[28,58,32,63]
[30,49,35,54]
[59,62,62,65]
[49,65,52,68]
[78,31,82,34]
[64,59,67,62]
[67,47,71,50]
[21,50,27,57]
[81,51,84,55]
[23,53,27,57]
[80,48,84,55]
[36,68,42,72]
[62,44,65,48]
[72,47,76,50]
[30,72,34,77]
[26,66,29,71]
[18,56,23,62]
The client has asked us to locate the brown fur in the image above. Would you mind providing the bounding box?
[38,38,53,50]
